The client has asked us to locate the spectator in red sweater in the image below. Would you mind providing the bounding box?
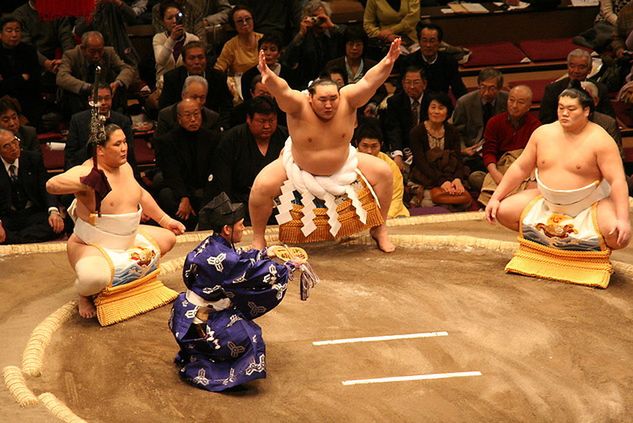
[478,85,541,205]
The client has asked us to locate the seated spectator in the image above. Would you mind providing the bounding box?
[154,98,222,230]
[581,80,623,156]
[151,0,206,47]
[201,0,231,29]
[383,66,428,172]
[156,75,220,137]
[64,83,136,172]
[214,5,262,76]
[0,129,64,244]
[325,26,378,85]
[159,40,232,129]
[363,0,419,54]
[610,0,633,60]
[539,49,614,123]
[238,0,301,45]
[451,67,508,189]
[74,0,141,66]
[13,0,76,75]
[0,15,42,126]
[150,1,199,105]
[354,120,410,218]
[478,85,541,205]
[281,0,345,89]
[230,75,286,128]
[0,96,38,155]
[324,66,348,90]
[56,31,136,118]
[405,22,467,100]
[215,96,288,222]
[408,92,471,210]
[241,34,292,102]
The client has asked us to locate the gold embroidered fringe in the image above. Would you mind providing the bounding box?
[505,237,613,288]
[279,181,384,244]
[94,268,178,326]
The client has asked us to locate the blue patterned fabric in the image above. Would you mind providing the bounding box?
[169,235,293,392]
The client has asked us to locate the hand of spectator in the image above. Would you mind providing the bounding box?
[440,180,455,194]
[318,13,336,30]
[392,155,405,172]
[452,179,465,194]
[463,140,483,157]
[299,16,313,36]
[489,166,503,185]
[611,219,631,248]
[0,221,6,243]
[48,212,65,234]
[170,24,184,40]
[385,38,401,66]
[110,81,120,95]
[43,59,62,74]
[363,103,378,118]
[21,73,30,81]
[485,198,500,224]
[378,29,395,42]
[176,197,195,220]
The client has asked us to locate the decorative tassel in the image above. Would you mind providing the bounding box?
[94,270,178,326]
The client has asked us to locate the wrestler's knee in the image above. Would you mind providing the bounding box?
[157,229,177,255]
[496,201,520,231]
[74,256,111,296]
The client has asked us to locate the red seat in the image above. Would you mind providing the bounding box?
[134,138,155,165]
[518,38,588,62]
[40,142,65,171]
[461,42,527,68]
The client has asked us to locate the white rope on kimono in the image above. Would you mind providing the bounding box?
[276,137,366,237]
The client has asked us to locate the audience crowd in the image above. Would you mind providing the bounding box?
[1,0,632,244]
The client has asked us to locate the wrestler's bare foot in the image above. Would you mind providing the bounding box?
[370,225,395,253]
[78,295,97,319]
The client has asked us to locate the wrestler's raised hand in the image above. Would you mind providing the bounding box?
[485,199,500,224]
[385,37,401,65]
[258,49,270,80]
[611,219,631,248]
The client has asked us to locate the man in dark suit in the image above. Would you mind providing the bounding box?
[64,84,136,172]
[154,98,222,230]
[0,129,64,244]
[382,66,427,171]
[539,48,614,124]
[0,15,43,125]
[158,40,232,130]
[0,95,38,155]
[452,67,508,181]
[405,22,467,100]
[155,75,219,137]
[215,96,287,224]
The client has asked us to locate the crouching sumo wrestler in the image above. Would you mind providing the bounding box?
[485,88,631,288]
[249,39,403,252]
[169,194,312,392]
[47,124,185,323]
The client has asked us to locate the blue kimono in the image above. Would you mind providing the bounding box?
[169,235,293,392]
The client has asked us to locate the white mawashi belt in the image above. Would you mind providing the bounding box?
[275,137,368,237]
